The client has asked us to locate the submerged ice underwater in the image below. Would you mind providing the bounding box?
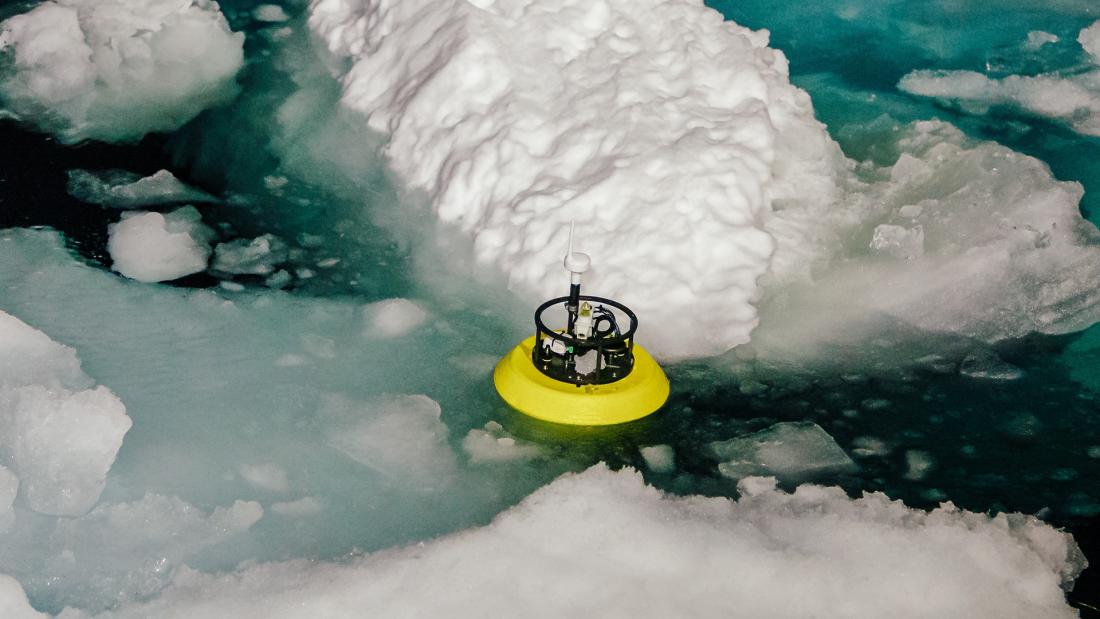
[2,0,1100,616]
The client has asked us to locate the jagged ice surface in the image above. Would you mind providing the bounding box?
[0,0,244,143]
[59,465,1085,619]
[0,311,130,517]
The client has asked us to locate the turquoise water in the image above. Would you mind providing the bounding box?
[2,0,1100,614]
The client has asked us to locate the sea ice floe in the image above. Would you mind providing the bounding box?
[0,0,244,143]
[108,207,215,282]
[899,20,1100,137]
[0,311,131,517]
[58,465,1085,619]
[711,421,856,483]
[66,169,218,209]
[320,394,456,490]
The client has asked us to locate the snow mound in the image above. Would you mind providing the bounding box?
[0,311,131,517]
[309,0,843,359]
[67,465,1084,618]
[0,0,244,143]
[108,207,215,282]
[67,169,218,209]
[711,421,856,482]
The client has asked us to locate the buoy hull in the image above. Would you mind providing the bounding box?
[493,336,669,426]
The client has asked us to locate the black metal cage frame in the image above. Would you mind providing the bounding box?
[532,295,638,385]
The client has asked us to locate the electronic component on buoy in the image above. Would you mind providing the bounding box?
[492,223,670,425]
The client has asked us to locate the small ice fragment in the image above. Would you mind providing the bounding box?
[297,233,324,248]
[67,169,218,208]
[1026,31,1059,49]
[238,462,289,493]
[219,281,245,292]
[921,488,948,502]
[1088,446,1100,459]
[108,207,215,282]
[959,350,1024,380]
[362,298,429,339]
[640,445,676,474]
[252,4,290,22]
[869,224,924,260]
[711,422,856,483]
[1051,468,1078,481]
[212,234,289,276]
[263,175,289,191]
[850,436,890,458]
[266,270,293,289]
[316,257,341,268]
[462,422,543,464]
[861,398,891,411]
[904,450,935,481]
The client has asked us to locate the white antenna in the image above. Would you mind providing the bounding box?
[563,220,590,285]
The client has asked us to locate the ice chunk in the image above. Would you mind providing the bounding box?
[959,350,1025,381]
[253,4,290,23]
[320,394,456,489]
[1026,31,1059,50]
[0,575,47,619]
[239,463,289,493]
[108,207,215,282]
[66,169,218,209]
[461,421,543,464]
[711,421,856,483]
[0,311,131,517]
[81,465,1084,618]
[361,299,428,339]
[904,450,935,481]
[212,234,289,276]
[309,0,844,359]
[1080,20,1100,64]
[639,444,676,473]
[869,223,924,260]
[0,0,244,143]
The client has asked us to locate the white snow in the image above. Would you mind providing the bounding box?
[0,311,131,517]
[361,299,428,339]
[0,575,47,619]
[108,207,215,282]
[0,0,244,143]
[62,465,1085,619]
[66,170,218,209]
[309,0,843,360]
[211,235,289,276]
[711,421,857,482]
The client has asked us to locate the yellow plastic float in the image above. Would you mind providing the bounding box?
[493,225,669,425]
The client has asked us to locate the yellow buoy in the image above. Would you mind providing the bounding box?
[492,222,670,426]
[494,335,669,425]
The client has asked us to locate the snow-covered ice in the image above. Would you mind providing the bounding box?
[66,170,218,209]
[0,0,244,143]
[462,421,543,464]
[0,311,131,517]
[108,207,215,282]
[54,465,1085,619]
